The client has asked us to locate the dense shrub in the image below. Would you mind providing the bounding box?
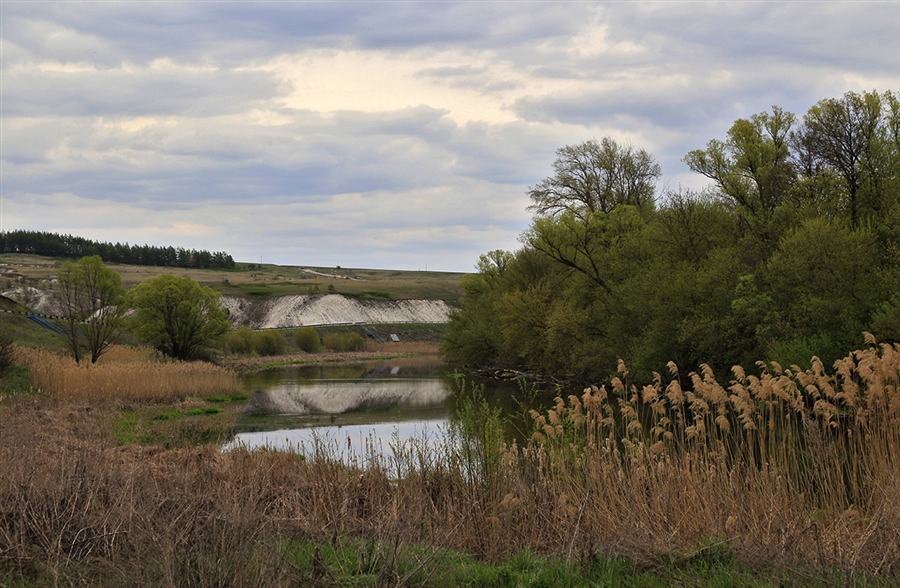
[322,332,366,352]
[293,327,321,353]
[226,327,286,356]
[225,327,256,355]
[255,331,286,356]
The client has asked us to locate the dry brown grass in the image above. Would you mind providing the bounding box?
[2,339,900,585]
[16,345,239,403]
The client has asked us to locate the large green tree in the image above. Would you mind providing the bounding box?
[792,90,885,228]
[56,255,125,363]
[126,275,231,360]
[683,107,797,236]
[528,138,661,220]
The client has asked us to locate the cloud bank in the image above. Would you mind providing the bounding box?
[2,2,897,271]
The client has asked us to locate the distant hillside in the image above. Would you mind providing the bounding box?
[0,253,466,303]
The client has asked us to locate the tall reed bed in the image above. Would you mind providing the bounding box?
[519,336,900,574]
[17,345,239,402]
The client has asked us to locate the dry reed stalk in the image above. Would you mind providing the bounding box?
[17,346,239,403]
[525,338,900,574]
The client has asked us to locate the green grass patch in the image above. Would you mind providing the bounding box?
[185,406,224,416]
[206,393,249,403]
[0,364,37,399]
[111,395,244,446]
[113,411,164,445]
[151,408,183,422]
[257,537,874,588]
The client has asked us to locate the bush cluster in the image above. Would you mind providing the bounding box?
[322,331,366,352]
[293,327,321,353]
[225,327,286,357]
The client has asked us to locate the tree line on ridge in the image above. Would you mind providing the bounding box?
[0,230,235,270]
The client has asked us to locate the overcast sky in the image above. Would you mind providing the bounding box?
[1,1,898,272]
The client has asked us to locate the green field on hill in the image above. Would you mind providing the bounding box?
[0,253,466,302]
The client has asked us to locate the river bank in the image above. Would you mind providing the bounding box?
[218,341,442,371]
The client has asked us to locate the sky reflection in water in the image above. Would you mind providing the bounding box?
[225,357,455,459]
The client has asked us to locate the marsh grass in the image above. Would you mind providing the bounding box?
[17,345,239,403]
[2,339,900,585]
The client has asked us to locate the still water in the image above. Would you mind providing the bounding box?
[223,355,555,461]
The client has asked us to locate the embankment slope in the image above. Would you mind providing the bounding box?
[222,294,450,329]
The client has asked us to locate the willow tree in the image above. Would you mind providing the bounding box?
[127,275,231,360]
[527,138,661,221]
[792,90,885,228]
[684,107,797,229]
[56,255,124,363]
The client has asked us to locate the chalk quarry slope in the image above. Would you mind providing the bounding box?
[0,287,451,330]
[223,294,451,329]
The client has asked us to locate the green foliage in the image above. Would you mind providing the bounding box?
[443,93,900,380]
[56,255,125,363]
[795,90,886,228]
[322,331,366,352]
[448,379,505,494]
[528,138,661,219]
[226,326,256,354]
[684,106,797,228]
[763,217,884,365]
[871,294,900,345]
[225,327,286,356]
[255,330,286,356]
[293,326,321,353]
[126,274,231,360]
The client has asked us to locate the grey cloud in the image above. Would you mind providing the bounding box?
[3,2,588,67]
[412,64,524,93]
[2,65,284,117]
[4,105,534,208]
[608,3,899,71]
[531,67,584,80]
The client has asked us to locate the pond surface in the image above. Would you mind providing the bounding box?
[223,355,558,461]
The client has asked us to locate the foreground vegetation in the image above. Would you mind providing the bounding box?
[1,337,899,586]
